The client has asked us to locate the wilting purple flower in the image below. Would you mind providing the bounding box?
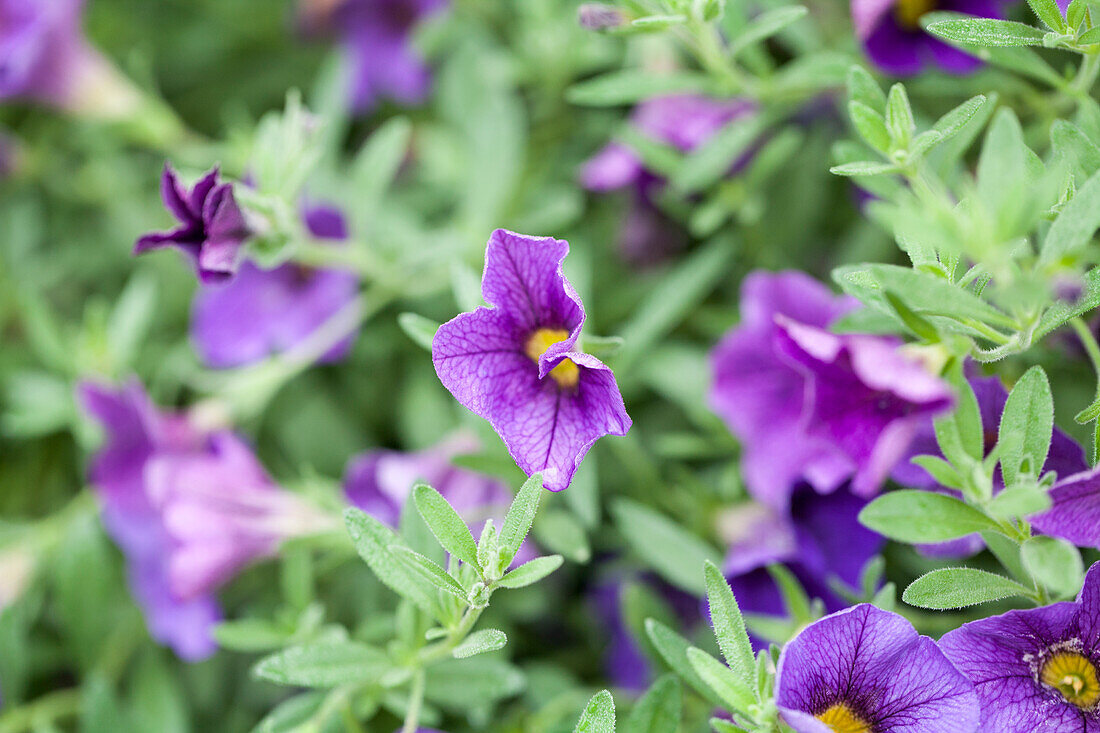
[299,0,447,113]
[852,0,1006,76]
[941,562,1100,732]
[190,205,358,368]
[79,380,331,659]
[710,271,858,508]
[135,165,251,284]
[718,484,883,646]
[777,603,980,733]
[432,230,631,492]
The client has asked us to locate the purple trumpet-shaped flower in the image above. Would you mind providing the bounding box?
[299,0,447,113]
[79,380,330,660]
[135,165,251,284]
[852,0,1007,76]
[718,484,884,647]
[941,562,1100,732]
[190,204,359,368]
[776,603,980,733]
[1031,467,1100,550]
[431,229,631,492]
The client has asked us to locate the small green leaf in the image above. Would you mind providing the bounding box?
[686,647,757,713]
[390,546,467,599]
[767,564,813,624]
[1067,0,1086,30]
[497,555,564,589]
[574,690,616,733]
[213,620,290,652]
[612,499,723,595]
[830,161,899,176]
[902,568,1032,609]
[253,642,391,688]
[1041,170,1100,265]
[499,473,543,563]
[397,313,439,351]
[926,18,1046,46]
[452,629,507,659]
[344,508,440,614]
[848,101,891,152]
[1079,25,1100,44]
[987,484,1052,518]
[533,509,591,564]
[728,6,808,58]
[644,619,727,708]
[622,675,681,733]
[846,65,886,110]
[885,84,915,148]
[1021,536,1084,596]
[566,71,714,106]
[859,490,1000,542]
[998,366,1053,486]
[703,561,756,683]
[413,484,481,570]
[1026,0,1066,32]
[932,95,987,142]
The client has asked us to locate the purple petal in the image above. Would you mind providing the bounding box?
[1031,467,1100,549]
[579,143,643,192]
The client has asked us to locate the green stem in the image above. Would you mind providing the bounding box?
[1070,49,1100,100]
[1072,317,1100,465]
[401,669,426,733]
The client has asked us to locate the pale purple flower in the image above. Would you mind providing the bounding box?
[431,229,631,492]
[79,380,330,659]
[190,204,358,368]
[709,271,857,508]
[852,0,1006,76]
[578,3,626,30]
[135,165,251,284]
[300,0,447,113]
[941,562,1100,732]
[776,603,980,733]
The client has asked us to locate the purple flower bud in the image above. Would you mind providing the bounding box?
[577,4,626,30]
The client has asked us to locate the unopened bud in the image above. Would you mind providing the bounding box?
[578,4,626,30]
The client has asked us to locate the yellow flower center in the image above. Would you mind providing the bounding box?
[894,0,936,29]
[1041,651,1100,709]
[524,328,579,389]
[816,703,872,733]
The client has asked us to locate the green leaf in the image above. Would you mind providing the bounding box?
[1041,170,1100,265]
[566,71,714,106]
[672,116,768,192]
[413,484,481,569]
[767,564,813,624]
[424,657,525,710]
[932,95,987,142]
[686,647,757,713]
[499,473,543,564]
[926,18,1046,46]
[998,366,1053,486]
[390,546,467,599]
[350,116,411,223]
[1021,536,1083,596]
[452,628,507,659]
[344,508,440,614]
[1026,0,1065,31]
[885,84,915,148]
[644,619,727,708]
[728,6,808,58]
[1079,25,1100,43]
[574,690,616,733]
[848,101,891,153]
[254,642,391,688]
[533,509,591,564]
[213,619,290,652]
[830,161,899,176]
[622,675,681,733]
[497,555,564,589]
[612,499,723,595]
[397,313,439,351]
[987,483,1052,518]
[1067,0,1086,30]
[902,568,1032,609]
[858,490,1000,542]
[1037,267,1100,338]
[631,14,687,29]
[883,290,939,340]
[846,65,886,110]
[703,561,755,683]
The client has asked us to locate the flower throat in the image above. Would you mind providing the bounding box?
[816,703,872,733]
[525,328,579,388]
[894,0,936,28]
[1042,651,1100,709]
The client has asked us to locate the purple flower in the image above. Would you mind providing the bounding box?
[0,0,90,105]
[1030,467,1100,550]
[940,562,1100,732]
[710,271,857,507]
[79,380,330,659]
[577,3,626,30]
[776,603,980,733]
[190,205,358,368]
[431,230,631,492]
[135,165,251,284]
[852,0,1006,76]
[718,484,883,644]
[300,0,446,113]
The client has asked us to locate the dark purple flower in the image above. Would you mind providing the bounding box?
[777,603,980,733]
[190,205,358,368]
[1031,467,1100,550]
[852,0,1006,76]
[431,229,631,492]
[941,562,1100,732]
[719,484,884,644]
[79,380,330,659]
[300,0,447,113]
[709,271,857,508]
[0,0,88,104]
[135,165,251,284]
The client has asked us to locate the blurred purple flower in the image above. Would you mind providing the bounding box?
[299,0,446,113]
[776,604,980,733]
[852,0,1006,76]
[718,484,883,647]
[941,562,1100,732]
[190,205,358,368]
[431,229,631,491]
[135,165,251,284]
[577,3,626,30]
[709,271,858,508]
[79,380,330,660]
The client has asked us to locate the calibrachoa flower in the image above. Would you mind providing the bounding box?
[79,380,330,659]
[711,271,858,507]
[431,229,631,492]
[1031,467,1100,550]
[941,562,1100,732]
[190,204,358,368]
[851,0,1006,76]
[718,484,883,645]
[298,0,447,113]
[134,165,251,284]
[776,603,980,733]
